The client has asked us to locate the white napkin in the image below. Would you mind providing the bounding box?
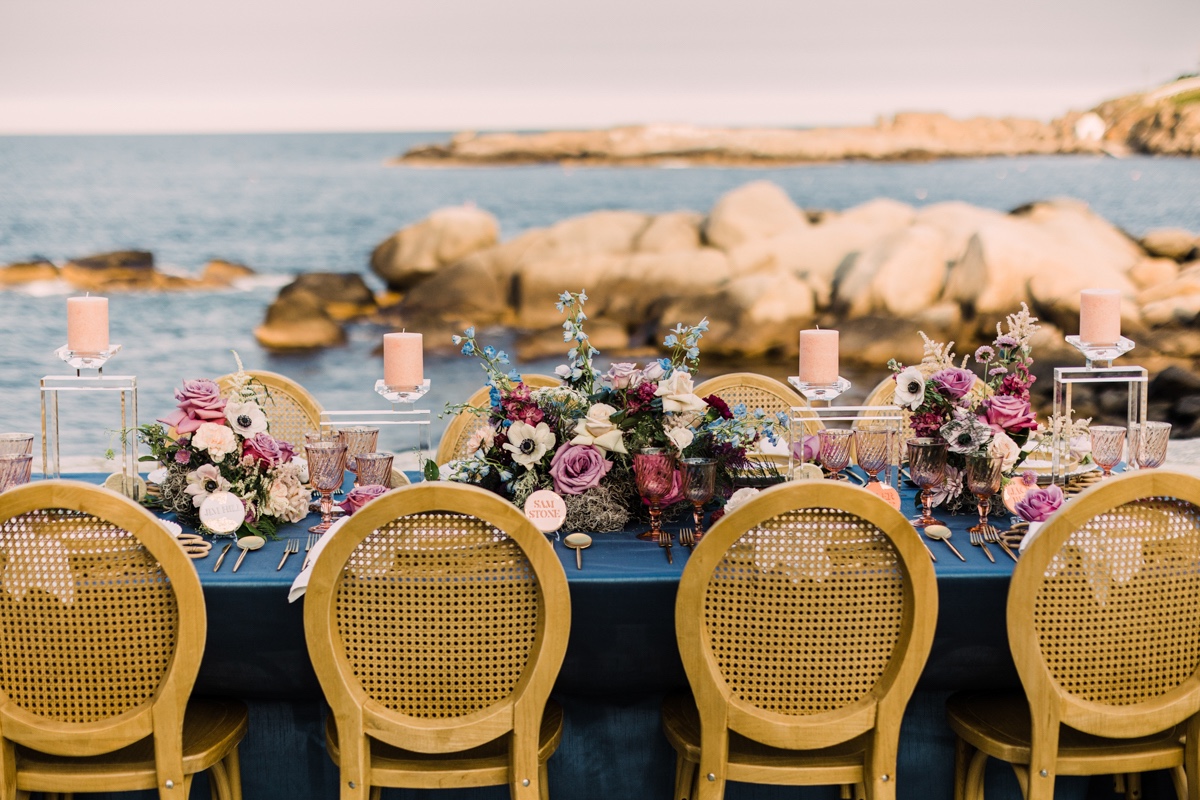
[288,516,349,603]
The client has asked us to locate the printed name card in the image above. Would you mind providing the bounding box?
[524,490,567,533]
[200,491,246,534]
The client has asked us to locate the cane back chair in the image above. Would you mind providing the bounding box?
[664,480,938,800]
[0,481,247,800]
[947,471,1200,800]
[435,374,560,466]
[692,373,822,470]
[216,369,323,449]
[303,482,571,800]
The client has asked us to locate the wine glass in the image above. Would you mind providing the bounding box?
[354,451,394,487]
[680,457,716,541]
[339,426,380,487]
[907,438,948,528]
[634,448,676,543]
[817,429,854,480]
[965,454,1004,538]
[0,454,33,492]
[1136,421,1171,469]
[0,433,34,455]
[854,429,892,484]
[1089,425,1126,478]
[305,441,347,534]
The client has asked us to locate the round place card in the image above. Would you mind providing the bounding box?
[524,490,567,533]
[199,491,245,534]
[865,481,902,510]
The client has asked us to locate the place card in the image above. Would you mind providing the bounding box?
[524,490,567,533]
[199,491,245,534]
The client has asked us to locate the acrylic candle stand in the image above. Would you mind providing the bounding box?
[41,345,139,495]
[319,380,433,466]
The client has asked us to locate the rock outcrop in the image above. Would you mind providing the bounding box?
[0,252,260,292]
[371,205,499,291]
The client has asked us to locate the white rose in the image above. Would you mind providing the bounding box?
[988,431,1021,472]
[641,361,666,382]
[571,403,626,454]
[725,487,761,513]
[666,426,694,451]
[192,422,237,461]
[655,371,708,414]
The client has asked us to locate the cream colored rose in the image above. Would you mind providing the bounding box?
[192,422,237,461]
[655,372,708,414]
[571,403,626,454]
[988,431,1021,472]
[666,426,694,451]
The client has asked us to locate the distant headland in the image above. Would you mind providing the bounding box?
[395,78,1200,166]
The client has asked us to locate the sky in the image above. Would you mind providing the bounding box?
[1,0,1198,134]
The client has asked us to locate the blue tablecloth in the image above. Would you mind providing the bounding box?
[59,474,1123,800]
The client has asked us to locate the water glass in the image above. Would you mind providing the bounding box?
[817,429,854,480]
[1136,421,1171,469]
[0,433,34,456]
[1089,425,1126,478]
[965,454,1004,537]
[680,457,716,540]
[907,438,948,528]
[634,448,675,543]
[0,454,33,492]
[305,442,347,534]
[354,452,394,487]
[854,429,892,483]
[338,426,380,476]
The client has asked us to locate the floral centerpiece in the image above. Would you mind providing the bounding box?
[440,291,785,531]
[138,356,310,538]
[887,304,1075,511]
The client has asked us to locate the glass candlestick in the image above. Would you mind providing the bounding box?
[788,376,851,404]
[56,344,122,375]
[374,379,431,405]
[1064,335,1135,369]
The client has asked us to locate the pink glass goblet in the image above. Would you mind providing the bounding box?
[1136,421,1171,469]
[354,452,394,488]
[0,433,34,456]
[634,448,676,543]
[339,426,380,486]
[680,457,716,541]
[965,454,1004,538]
[854,429,892,484]
[907,438,948,528]
[1089,425,1126,478]
[0,454,33,492]
[818,429,854,480]
[306,441,348,534]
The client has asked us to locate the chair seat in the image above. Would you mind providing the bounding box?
[15,698,248,793]
[662,693,869,785]
[325,700,564,789]
[947,691,1186,774]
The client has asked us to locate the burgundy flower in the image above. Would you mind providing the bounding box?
[978,395,1037,434]
[910,411,947,438]
[242,432,295,467]
[500,383,545,426]
[704,394,733,420]
[338,484,389,515]
[549,443,612,495]
[930,368,976,402]
[1000,366,1036,400]
[158,379,228,434]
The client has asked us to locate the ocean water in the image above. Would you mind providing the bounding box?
[2,132,1199,456]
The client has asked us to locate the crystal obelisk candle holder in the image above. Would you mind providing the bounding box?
[55,344,122,375]
[788,376,852,405]
[1064,335,1135,370]
[319,380,434,472]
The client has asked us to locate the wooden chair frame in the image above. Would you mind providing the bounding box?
[0,480,238,800]
[303,482,571,800]
[674,481,938,800]
[435,374,559,466]
[216,369,323,446]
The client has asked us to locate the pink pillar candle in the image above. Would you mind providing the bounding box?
[799,329,839,384]
[1079,289,1121,345]
[383,332,423,387]
[66,296,109,353]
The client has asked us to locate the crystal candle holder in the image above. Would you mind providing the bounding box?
[374,378,431,405]
[1064,335,1135,369]
[788,376,851,404]
[56,344,122,374]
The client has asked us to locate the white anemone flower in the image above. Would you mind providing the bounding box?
[893,367,927,411]
[184,464,231,508]
[502,421,556,469]
[225,401,268,437]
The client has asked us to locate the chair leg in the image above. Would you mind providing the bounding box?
[1125,771,1142,800]
[1171,765,1187,800]
[538,761,549,800]
[225,745,243,800]
[1011,765,1030,799]
[207,759,231,800]
[369,787,381,800]
[673,755,697,800]
[854,782,867,800]
[964,750,989,800]
[953,737,973,800]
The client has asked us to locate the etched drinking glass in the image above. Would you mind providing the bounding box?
[854,429,892,484]
[634,448,676,543]
[305,441,347,534]
[680,457,716,541]
[907,438,948,528]
[818,429,854,481]
[1089,425,1126,478]
[338,426,380,484]
[0,433,34,456]
[965,454,1004,538]
[354,452,394,487]
[0,454,33,492]
[1136,421,1171,469]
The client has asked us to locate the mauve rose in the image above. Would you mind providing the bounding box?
[791,434,819,463]
[931,368,976,401]
[158,379,228,434]
[1015,484,1064,522]
[549,444,612,495]
[978,395,1038,434]
[604,362,638,389]
[242,432,295,467]
[338,484,389,515]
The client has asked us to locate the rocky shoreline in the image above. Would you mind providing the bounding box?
[0,250,256,292]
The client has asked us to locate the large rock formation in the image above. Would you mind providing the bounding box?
[371,205,499,291]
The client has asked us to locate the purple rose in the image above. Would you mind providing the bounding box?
[604,362,639,389]
[791,434,819,463]
[931,368,976,402]
[1015,484,1064,522]
[549,444,612,495]
[338,484,389,515]
[242,432,295,467]
[158,379,228,434]
[978,395,1038,434]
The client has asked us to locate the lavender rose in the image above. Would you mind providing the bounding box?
[242,432,295,467]
[158,379,228,434]
[931,368,976,402]
[1015,484,1064,522]
[978,395,1038,434]
[791,434,819,463]
[549,444,612,495]
[338,484,389,515]
[603,362,639,390]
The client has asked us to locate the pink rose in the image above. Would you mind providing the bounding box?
[242,432,295,468]
[604,362,639,389]
[978,395,1037,434]
[931,368,975,402]
[338,484,389,515]
[791,434,819,463]
[549,444,612,495]
[158,379,228,434]
[1015,484,1064,522]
